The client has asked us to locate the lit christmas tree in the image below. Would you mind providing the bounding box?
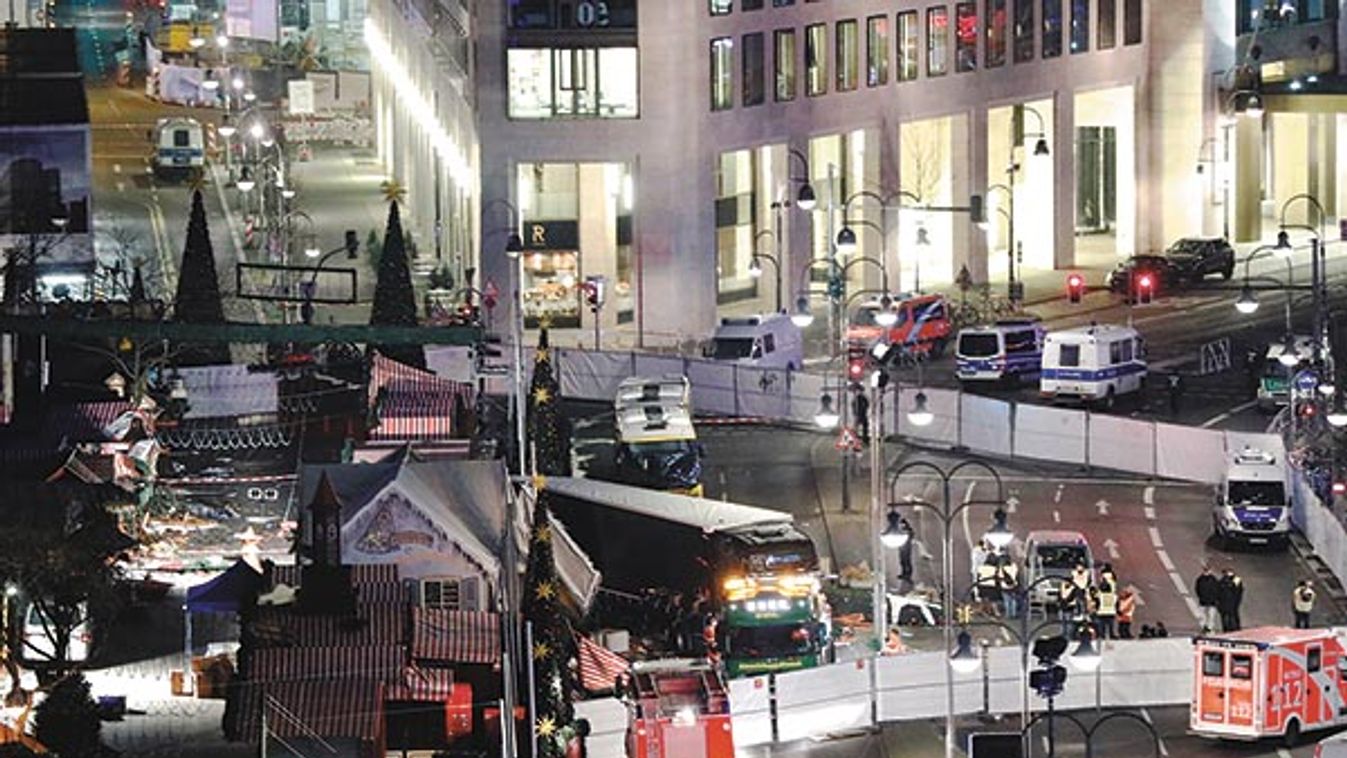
[527,328,571,476]
[368,200,425,369]
[521,483,576,758]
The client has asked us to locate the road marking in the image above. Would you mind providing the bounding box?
[1053,510,1060,524]
[1144,506,1156,521]
[1005,494,1019,514]
[1139,708,1170,757]
[1096,499,1110,517]
[1103,539,1120,560]
[1054,484,1064,503]
[1200,399,1259,429]
[1277,749,1294,758]
[1148,527,1164,549]
[1156,550,1175,571]
[1143,486,1155,506]
[961,482,977,553]
[718,470,728,502]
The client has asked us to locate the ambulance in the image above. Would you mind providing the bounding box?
[1192,627,1347,745]
[623,659,734,758]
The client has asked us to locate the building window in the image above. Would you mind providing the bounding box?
[1042,0,1062,58]
[711,0,731,16]
[1013,0,1034,62]
[1070,0,1088,52]
[507,47,639,119]
[743,32,765,106]
[986,0,1007,67]
[1098,0,1116,48]
[1123,0,1141,45]
[836,19,859,91]
[775,29,796,101]
[773,0,794,5]
[955,3,977,72]
[716,149,759,303]
[806,23,827,96]
[897,11,919,81]
[927,6,949,77]
[743,0,763,9]
[711,37,733,111]
[866,15,889,86]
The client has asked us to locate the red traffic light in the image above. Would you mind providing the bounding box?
[1067,274,1084,288]
[1334,481,1347,496]
[1137,274,1154,289]
[848,358,866,381]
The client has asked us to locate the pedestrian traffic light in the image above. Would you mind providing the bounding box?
[1066,273,1085,304]
[969,194,985,225]
[848,356,866,383]
[1136,273,1154,305]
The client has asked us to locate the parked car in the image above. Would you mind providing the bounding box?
[1316,728,1347,757]
[1105,255,1183,297]
[1163,237,1236,282]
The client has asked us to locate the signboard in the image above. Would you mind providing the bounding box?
[520,220,579,251]
[226,0,278,41]
[1295,371,1320,392]
[510,0,637,29]
[287,80,315,115]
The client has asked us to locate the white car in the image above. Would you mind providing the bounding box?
[886,592,944,627]
[22,602,93,664]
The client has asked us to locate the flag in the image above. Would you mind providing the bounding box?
[575,634,629,694]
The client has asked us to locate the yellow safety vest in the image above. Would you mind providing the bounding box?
[1096,590,1118,616]
[1294,588,1316,613]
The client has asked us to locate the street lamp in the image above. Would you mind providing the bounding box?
[751,230,783,313]
[835,226,857,256]
[1327,403,1347,428]
[217,118,237,138]
[908,391,933,427]
[874,295,898,328]
[1278,337,1301,368]
[1235,285,1258,314]
[814,393,840,430]
[791,294,814,328]
[236,167,256,193]
[949,631,981,674]
[1070,634,1103,672]
[787,147,816,211]
[880,508,910,549]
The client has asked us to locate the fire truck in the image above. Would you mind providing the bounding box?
[847,293,953,360]
[623,659,734,758]
[1192,627,1347,745]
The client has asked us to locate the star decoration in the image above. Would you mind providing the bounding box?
[538,315,554,330]
[536,715,557,738]
[531,473,548,492]
[534,523,552,544]
[533,640,552,660]
[534,580,557,601]
[535,346,550,363]
[533,386,552,405]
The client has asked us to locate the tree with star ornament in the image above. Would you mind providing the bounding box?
[521,484,577,757]
[527,328,572,476]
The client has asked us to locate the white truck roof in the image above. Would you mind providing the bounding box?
[714,314,793,339]
[1045,324,1140,343]
[616,403,696,443]
[616,376,690,411]
[1227,446,1285,481]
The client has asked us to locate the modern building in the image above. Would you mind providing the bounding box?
[368,0,1345,345]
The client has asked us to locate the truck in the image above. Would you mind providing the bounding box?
[612,376,704,497]
[622,659,735,758]
[544,476,832,678]
[150,117,205,182]
[1192,627,1347,745]
[1212,446,1291,549]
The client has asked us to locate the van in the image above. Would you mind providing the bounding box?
[1212,446,1290,549]
[706,314,803,371]
[151,117,205,181]
[1255,335,1319,412]
[22,602,93,665]
[1022,530,1094,610]
[955,317,1046,384]
[1040,324,1147,408]
[847,293,953,360]
[613,377,703,496]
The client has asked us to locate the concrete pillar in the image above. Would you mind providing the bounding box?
[478,153,517,336]
[637,146,717,346]
[1315,113,1336,220]
[879,118,903,293]
[1233,115,1263,243]
[1052,92,1076,270]
[950,112,974,284]
[966,106,989,286]
[578,163,619,344]
[1272,113,1310,227]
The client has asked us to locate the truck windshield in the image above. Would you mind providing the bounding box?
[627,441,695,457]
[711,338,754,360]
[725,623,816,658]
[1035,545,1087,570]
[1227,481,1285,506]
[959,333,999,357]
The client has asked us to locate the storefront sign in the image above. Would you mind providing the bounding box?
[521,220,579,250]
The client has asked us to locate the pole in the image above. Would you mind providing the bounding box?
[942,478,955,758]
[830,164,851,515]
[1311,237,1322,358]
[261,694,269,758]
[1007,164,1017,302]
[514,254,527,478]
[774,203,784,313]
[526,621,539,758]
[1047,693,1056,758]
[870,378,886,651]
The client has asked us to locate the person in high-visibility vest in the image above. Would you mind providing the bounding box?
[975,557,1000,615]
[1293,580,1316,629]
[1094,580,1118,639]
[1116,586,1137,639]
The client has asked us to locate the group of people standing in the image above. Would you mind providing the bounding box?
[1194,565,1246,633]
[1056,562,1139,640]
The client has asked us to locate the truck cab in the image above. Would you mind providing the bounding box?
[847,293,953,360]
[1213,446,1290,549]
[623,659,734,758]
[614,377,704,496]
[1256,335,1324,412]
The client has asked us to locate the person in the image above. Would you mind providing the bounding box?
[566,718,591,758]
[852,387,870,443]
[1117,586,1137,639]
[1155,621,1169,638]
[1168,372,1185,416]
[1098,563,1117,590]
[881,627,908,656]
[975,553,1001,615]
[1218,568,1244,632]
[897,517,914,583]
[971,540,989,584]
[1293,580,1316,629]
[1195,565,1221,633]
[1094,579,1118,639]
[996,554,1021,620]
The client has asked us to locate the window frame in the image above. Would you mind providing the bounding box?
[955,2,978,72]
[897,10,920,81]
[742,31,765,106]
[710,0,732,16]
[806,22,828,96]
[774,28,797,102]
[986,0,1007,67]
[866,14,890,87]
[1098,0,1116,49]
[1013,0,1035,63]
[1123,0,1141,45]
[836,19,859,92]
[710,36,734,111]
[927,6,950,77]
[1042,0,1063,58]
[1070,0,1089,53]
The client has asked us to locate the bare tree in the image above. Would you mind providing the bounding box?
[900,124,946,204]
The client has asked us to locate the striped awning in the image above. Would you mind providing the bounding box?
[369,353,469,400]
[242,645,407,684]
[385,664,455,701]
[234,678,385,743]
[410,608,500,665]
[368,354,473,442]
[251,603,407,649]
[41,401,132,443]
[269,563,405,604]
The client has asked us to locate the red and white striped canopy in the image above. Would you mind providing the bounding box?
[252,603,406,649]
[410,608,500,665]
[385,664,456,701]
[575,634,630,694]
[234,678,386,742]
[368,354,474,442]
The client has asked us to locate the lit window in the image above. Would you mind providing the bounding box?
[1042,0,1063,58]
[866,15,889,86]
[897,11,919,81]
[743,32,765,106]
[1014,0,1035,63]
[711,0,732,16]
[507,47,639,119]
[955,3,977,72]
[836,20,858,92]
[806,23,827,96]
[1070,0,1089,53]
[927,6,949,77]
[775,29,796,101]
[711,37,734,111]
[987,0,1007,67]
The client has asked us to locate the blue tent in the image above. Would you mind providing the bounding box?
[185,559,265,614]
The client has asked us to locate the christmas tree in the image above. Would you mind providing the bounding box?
[527,329,571,476]
[521,484,576,758]
[172,190,231,365]
[368,201,425,369]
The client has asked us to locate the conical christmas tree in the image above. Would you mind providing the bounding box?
[521,486,577,758]
[368,201,425,369]
[527,329,570,476]
[173,190,230,365]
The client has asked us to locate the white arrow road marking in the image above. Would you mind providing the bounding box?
[1053,510,1061,524]
[1096,499,1110,517]
[1140,709,1169,757]
[1005,494,1019,514]
[1054,484,1064,503]
[1103,538,1121,560]
[1143,486,1155,506]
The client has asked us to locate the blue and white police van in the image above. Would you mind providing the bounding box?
[955,317,1046,384]
[1040,324,1146,408]
[1212,446,1290,549]
[151,117,205,181]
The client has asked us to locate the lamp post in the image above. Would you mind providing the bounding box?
[750,230,783,313]
[298,230,359,324]
[484,198,527,479]
[884,460,1009,758]
[1278,194,1329,360]
[1232,244,1303,334]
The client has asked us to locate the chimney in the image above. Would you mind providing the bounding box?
[299,472,355,616]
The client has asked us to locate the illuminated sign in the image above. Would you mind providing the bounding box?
[510,0,637,30]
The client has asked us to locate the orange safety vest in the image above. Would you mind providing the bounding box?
[1117,594,1136,623]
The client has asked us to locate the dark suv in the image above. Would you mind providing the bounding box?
[1163,237,1235,282]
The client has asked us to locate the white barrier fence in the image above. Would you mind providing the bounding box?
[572,638,1193,757]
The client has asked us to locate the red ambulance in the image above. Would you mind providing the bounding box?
[624,659,734,758]
[1192,627,1347,744]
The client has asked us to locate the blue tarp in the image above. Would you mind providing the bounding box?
[185,559,264,614]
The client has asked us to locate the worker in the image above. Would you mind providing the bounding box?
[975,555,1001,615]
[1116,587,1137,639]
[996,555,1021,619]
[1094,579,1118,639]
[1293,580,1316,629]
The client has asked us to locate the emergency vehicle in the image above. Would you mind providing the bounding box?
[1192,627,1347,745]
[1212,446,1291,549]
[955,317,1047,384]
[150,117,205,181]
[847,293,953,360]
[613,376,703,496]
[1040,324,1147,408]
[623,659,734,758]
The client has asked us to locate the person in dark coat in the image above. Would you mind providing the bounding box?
[852,387,870,443]
[1217,568,1245,632]
[897,517,914,583]
[1194,565,1221,633]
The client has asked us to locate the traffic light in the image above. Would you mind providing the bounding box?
[1333,481,1346,496]
[1300,401,1318,419]
[584,283,600,311]
[1136,273,1154,305]
[969,194,985,225]
[848,356,866,384]
[1066,273,1085,304]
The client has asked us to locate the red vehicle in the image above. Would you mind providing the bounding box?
[847,293,953,359]
[1192,627,1347,744]
[624,659,734,758]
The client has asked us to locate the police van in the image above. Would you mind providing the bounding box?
[151,116,205,181]
[1212,446,1290,549]
[955,317,1046,384]
[1040,324,1147,408]
[706,314,804,371]
[1255,334,1319,412]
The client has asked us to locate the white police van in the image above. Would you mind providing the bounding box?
[1040,324,1146,408]
[705,314,803,370]
[1212,446,1290,549]
[955,317,1046,384]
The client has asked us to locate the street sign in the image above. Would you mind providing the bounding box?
[1296,372,1320,392]
[478,364,510,376]
[835,427,861,452]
